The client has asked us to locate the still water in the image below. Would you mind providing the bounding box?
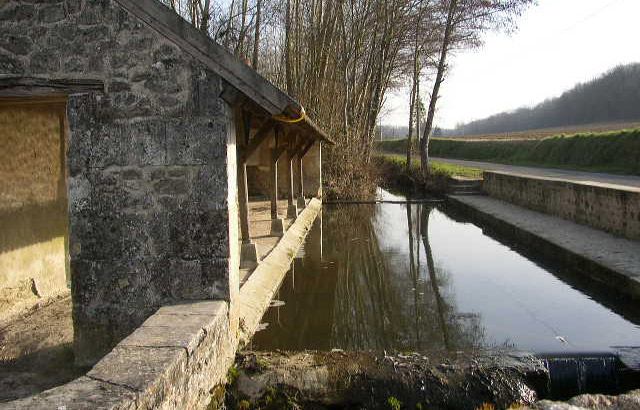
[251,189,640,355]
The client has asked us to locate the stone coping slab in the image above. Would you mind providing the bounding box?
[2,301,232,410]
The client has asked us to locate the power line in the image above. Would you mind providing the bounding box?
[554,0,624,36]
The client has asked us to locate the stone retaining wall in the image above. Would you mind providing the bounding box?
[3,301,234,410]
[483,171,640,241]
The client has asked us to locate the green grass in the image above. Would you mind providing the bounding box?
[376,154,482,194]
[377,128,640,175]
[382,154,482,179]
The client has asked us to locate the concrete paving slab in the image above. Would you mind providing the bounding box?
[447,194,640,299]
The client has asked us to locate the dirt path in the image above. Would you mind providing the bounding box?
[0,295,85,402]
[431,157,640,189]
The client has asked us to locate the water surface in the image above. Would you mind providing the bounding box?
[251,189,640,354]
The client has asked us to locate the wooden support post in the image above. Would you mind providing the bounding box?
[271,134,288,235]
[270,132,279,220]
[297,141,315,208]
[286,135,298,218]
[238,161,251,244]
[297,154,305,208]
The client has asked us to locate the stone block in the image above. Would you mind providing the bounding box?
[287,203,298,218]
[201,258,231,299]
[166,120,226,165]
[156,300,227,316]
[119,322,207,355]
[4,376,137,410]
[38,3,66,23]
[69,211,125,260]
[87,122,163,168]
[63,56,85,72]
[192,164,229,210]
[166,258,207,299]
[30,51,61,73]
[153,178,189,196]
[240,243,258,268]
[191,69,224,117]
[78,24,110,44]
[167,209,229,259]
[120,214,152,258]
[88,346,187,393]
[87,125,124,167]
[270,218,285,236]
[0,4,35,22]
[0,51,24,74]
[0,34,33,55]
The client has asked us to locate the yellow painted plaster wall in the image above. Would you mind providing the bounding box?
[0,98,69,321]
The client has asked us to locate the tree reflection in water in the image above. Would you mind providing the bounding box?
[250,202,486,352]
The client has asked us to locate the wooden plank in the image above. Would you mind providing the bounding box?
[273,145,288,161]
[299,141,315,158]
[0,77,104,97]
[242,119,276,160]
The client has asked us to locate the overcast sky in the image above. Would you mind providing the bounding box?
[380,0,640,129]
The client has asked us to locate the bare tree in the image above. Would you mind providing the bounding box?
[419,0,534,179]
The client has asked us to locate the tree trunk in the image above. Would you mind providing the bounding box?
[420,0,458,180]
[252,0,261,70]
[420,205,451,351]
[285,0,293,95]
[406,41,418,175]
[231,350,547,410]
[199,0,211,33]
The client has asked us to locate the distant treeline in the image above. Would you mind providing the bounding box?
[447,63,640,136]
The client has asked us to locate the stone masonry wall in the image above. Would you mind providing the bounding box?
[1,0,236,364]
[483,172,640,241]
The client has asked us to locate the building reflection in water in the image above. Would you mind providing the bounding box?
[251,201,484,352]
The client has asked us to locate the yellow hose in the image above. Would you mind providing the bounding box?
[272,110,306,123]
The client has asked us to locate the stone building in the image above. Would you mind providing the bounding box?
[1,0,330,366]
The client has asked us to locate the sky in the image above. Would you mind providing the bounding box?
[380,0,640,129]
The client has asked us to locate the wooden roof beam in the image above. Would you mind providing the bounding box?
[242,118,276,162]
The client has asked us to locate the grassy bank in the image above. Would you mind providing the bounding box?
[376,154,482,193]
[377,128,640,175]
